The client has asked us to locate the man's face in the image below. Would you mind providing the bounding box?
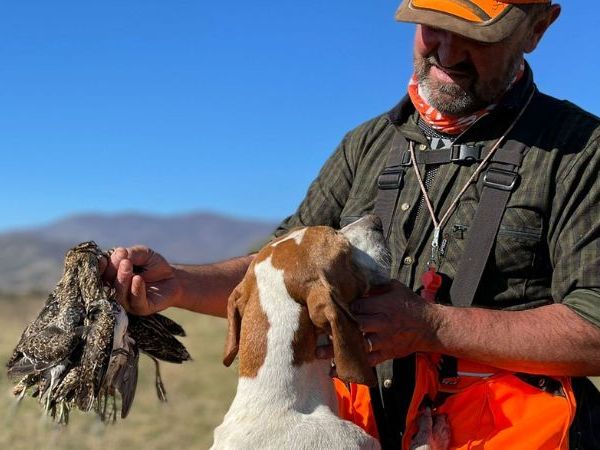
[413,24,529,115]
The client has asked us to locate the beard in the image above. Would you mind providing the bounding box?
[414,51,523,116]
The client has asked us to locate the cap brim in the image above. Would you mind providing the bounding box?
[395,1,528,43]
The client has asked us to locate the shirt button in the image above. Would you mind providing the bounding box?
[383,379,393,389]
[418,144,427,151]
[403,256,413,265]
[401,203,410,211]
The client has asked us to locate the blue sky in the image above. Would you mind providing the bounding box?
[1,1,597,232]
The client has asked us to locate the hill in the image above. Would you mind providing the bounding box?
[0,212,277,294]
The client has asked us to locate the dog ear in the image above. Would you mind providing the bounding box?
[223,282,245,366]
[306,278,376,387]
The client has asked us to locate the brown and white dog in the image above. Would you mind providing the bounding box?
[210,216,389,450]
[210,215,449,450]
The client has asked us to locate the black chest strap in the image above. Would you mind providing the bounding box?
[373,133,410,241]
[370,130,532,448]
[373,134,530,308]
[371,132,410,449]
[449,141,529,307]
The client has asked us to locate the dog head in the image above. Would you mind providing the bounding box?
[223,215,390,387]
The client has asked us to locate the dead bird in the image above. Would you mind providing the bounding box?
[6,241,191,424]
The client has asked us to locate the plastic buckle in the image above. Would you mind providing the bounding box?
[451,144,482,164]
[483,168,519,191]
[377,166,405,190]
[399,150,412,166]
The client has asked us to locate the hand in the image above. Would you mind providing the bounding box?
[316,280,440,366]
[102,246,183,315]
[353,280,440,365]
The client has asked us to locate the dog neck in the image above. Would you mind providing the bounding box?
[232,256,338,415]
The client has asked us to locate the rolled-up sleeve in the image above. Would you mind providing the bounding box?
[549,133,600,327]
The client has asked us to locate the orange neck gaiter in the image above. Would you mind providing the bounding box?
[408,60,525,135]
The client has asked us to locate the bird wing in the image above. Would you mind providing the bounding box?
[7,326,82,380]
[128,315,191,363]
[149,313,187,337]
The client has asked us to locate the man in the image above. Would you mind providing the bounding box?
[105,1,600,448]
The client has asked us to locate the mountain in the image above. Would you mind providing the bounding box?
[0,212,278,295]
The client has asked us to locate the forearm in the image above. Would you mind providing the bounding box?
[172,255,254,318]
[429,302,600,376]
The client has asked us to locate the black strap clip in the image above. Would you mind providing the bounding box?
[451,144,483,164]
[399,150,412,166]
[377,166,405,190]
[483,167,519,191]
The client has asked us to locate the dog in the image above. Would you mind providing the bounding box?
[211,215,449,450]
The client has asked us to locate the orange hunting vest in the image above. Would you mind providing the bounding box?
[334,355,576,449]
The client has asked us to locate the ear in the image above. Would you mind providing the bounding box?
[306,279,377,387]
[523,4,561,53]
[223,282,245,366]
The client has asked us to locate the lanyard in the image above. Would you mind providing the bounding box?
[409,89,535,271]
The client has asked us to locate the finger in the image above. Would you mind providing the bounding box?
[127,246,172,282]
[146,284,171,311]
[104,247,128,282]
[351,297,383,315]
[362,280,408,300]
[367,350,385,367]
[365,283,393,297]
[364,335,372,353]
[126,245,154,267]
[356,314,386,333]
[98,255,108,275]
[115,259,134,309]
[389,279,406,289]
[129,275,150,315]
[363,333,380,353]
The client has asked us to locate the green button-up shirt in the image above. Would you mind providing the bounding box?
[271,67,600,327]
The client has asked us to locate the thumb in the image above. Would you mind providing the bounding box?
[115,259,134,309]
[129,275,152,315]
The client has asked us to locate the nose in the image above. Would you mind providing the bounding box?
[421,26,468,69]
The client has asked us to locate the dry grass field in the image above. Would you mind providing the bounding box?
[0,294,238,450]
[2,294,599,450]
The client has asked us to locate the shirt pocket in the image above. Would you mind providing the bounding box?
[452,207,543,274]
[494,207,543,275]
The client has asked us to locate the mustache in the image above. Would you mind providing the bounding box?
[424,53,476,77]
